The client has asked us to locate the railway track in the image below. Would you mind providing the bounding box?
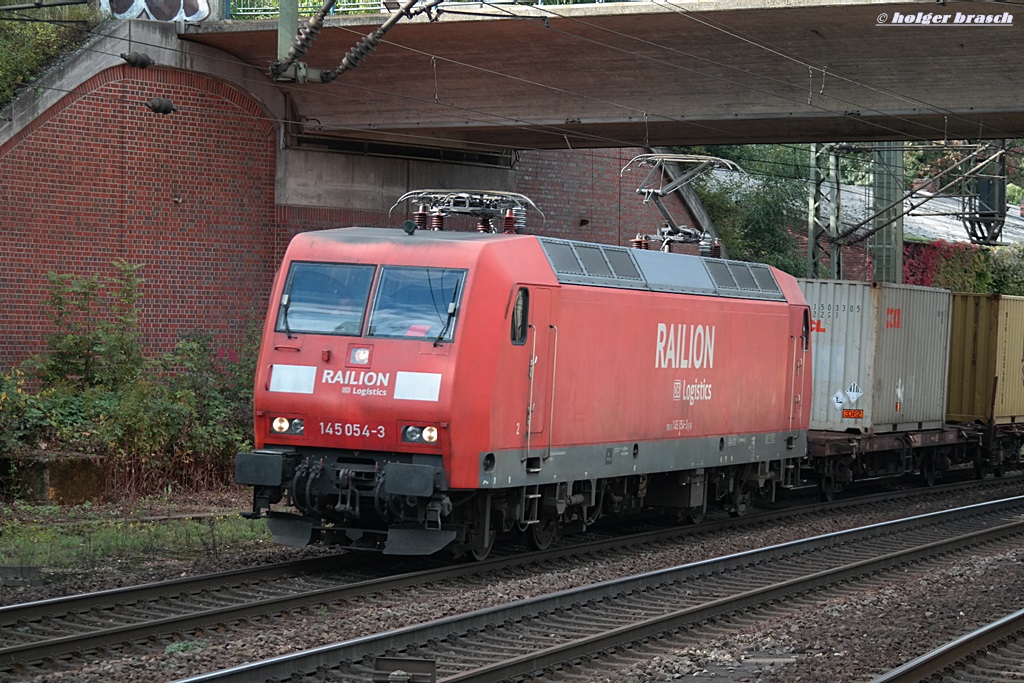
[174,495,1024,683]
[1,476,1021,678]
[869,606,1024,683]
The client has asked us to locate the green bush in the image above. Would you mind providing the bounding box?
[1007,183,1023,207]
[25,260,145,391]
[0,368,52,454]
[990,242,1024,296]
[3,262,260,498]
[686,144,812,277]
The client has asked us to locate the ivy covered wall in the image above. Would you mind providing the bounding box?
[904,241,1024,295]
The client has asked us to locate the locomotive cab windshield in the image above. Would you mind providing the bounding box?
[276,262,465,341]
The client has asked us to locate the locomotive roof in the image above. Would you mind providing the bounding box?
[297,227,786,302]
[538,237,786,301]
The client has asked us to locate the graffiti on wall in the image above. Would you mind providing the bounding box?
[101,0,210,21]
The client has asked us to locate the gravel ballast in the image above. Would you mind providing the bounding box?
[5,481,1024,682]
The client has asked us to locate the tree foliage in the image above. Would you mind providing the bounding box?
[28,260,145,390]
[0,5,100,110]
[687,145,809,276]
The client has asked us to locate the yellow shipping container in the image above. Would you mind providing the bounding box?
[947,293,1024,425]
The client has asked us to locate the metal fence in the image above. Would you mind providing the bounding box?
[230,0,383,17]
[228,0,605,19]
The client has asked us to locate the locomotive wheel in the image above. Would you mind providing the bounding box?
[754,479,776,506]
[685,506,706,524]
[728,489,751,517]
[469,529,497,562]
[525,518,557,551]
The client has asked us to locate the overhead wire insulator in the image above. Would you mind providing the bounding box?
[289,23,321,61]
[271,0,335,77]
[322,32,381,82]
[322,0,443,82]
[343,33,381,70]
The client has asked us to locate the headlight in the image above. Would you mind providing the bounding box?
[270,417,304,435]
[349,347,371,365]
[402,424,439,444]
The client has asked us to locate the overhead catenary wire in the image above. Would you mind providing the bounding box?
[8,0,1004,154]
[832,146,1005,245]
[0,6,996,156]
[3,11,1018,254]
[470,0,1010,146]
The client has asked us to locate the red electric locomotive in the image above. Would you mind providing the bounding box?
[235,190,812,558]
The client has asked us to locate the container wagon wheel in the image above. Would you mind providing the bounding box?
[973,456,987,480]
[995,449,1007,478]
[820,475,837,503]
[920,454,937,487]
[525,518,557,551]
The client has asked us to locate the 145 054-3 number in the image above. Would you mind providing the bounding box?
[320,422,385,438]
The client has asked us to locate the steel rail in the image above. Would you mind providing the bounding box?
[172,495,1024,683]
[0,504,795,667]
[868,606,1024,683]
[444,519,1024,683]
[2,476,1020,674]
[0,553,357,618]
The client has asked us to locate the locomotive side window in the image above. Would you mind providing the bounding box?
[276,262,375,336]
[511,288,529,345]
[368,266,466,341]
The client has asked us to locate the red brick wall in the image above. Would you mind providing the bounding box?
[0,66,283,368]
[790,231,871,281]
[0,70,700,370]
[515,148,699,247]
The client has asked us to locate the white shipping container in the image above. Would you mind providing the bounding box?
[798,280,951,434]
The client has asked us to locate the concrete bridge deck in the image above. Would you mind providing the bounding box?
[179,0,1024,150]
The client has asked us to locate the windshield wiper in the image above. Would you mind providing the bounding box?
[281,293,294,339]
[433,281,460,347]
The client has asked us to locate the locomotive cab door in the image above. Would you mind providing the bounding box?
[788,306,811,436]
[515,286,554,468]
[527,288,553,435]
[780,304,810,490]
